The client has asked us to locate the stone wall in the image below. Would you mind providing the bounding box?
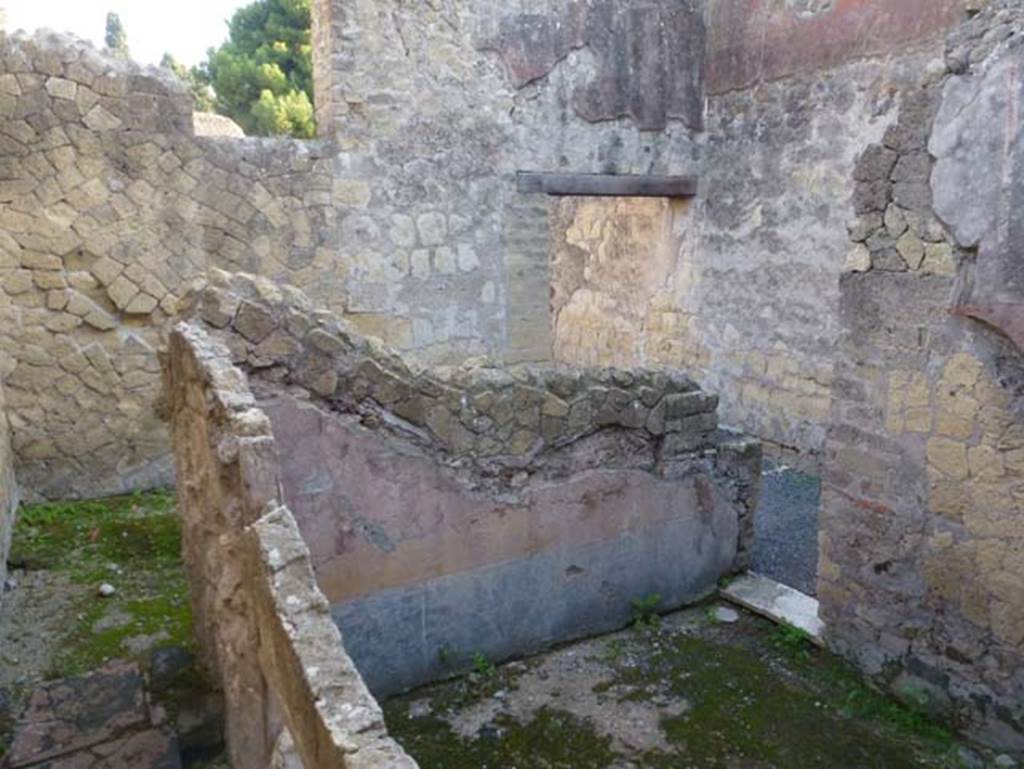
[165,304,416,769]
[692,0,971,460]
[0,376,17,594]
[0,31,337,500]
[175,270,761,695]
[540,0,965,462]
[309,0,706,365]
[819,4,1024,754]
[2,0,710,499]
[550,196,697,368]
[0,0,981,497]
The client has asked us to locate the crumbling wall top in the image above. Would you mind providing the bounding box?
[179,270,730,484]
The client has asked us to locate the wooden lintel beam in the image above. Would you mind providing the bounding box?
[516,172,698,198]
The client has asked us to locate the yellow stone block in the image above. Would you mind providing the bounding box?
[968,444,1004,480]
[964,495,1017,537]
[975,539,1008,575]
[934,410,975,441]
[978,405,1015,441]
[986,570,1024,606]
[1004,448,1024,476]
[1003,545,1024,576]
[998,424,1024,451]
[926,437,969,480]
[973,374,1012,410]
[903,406,932,433]
[991,599,1024,645]
[929,479,968,521]
[961,581,991,629]
[941,352,983,388]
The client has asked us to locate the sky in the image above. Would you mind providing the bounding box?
[4,0,248,67]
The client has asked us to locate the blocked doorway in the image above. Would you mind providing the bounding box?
[515,171,821,597]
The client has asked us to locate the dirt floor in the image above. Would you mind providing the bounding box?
[384,604,974,769]
[0,491,226,767]
[0,491,995,769]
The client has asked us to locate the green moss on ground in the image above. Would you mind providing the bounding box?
[386,613,961,769]
[9,489,194,678]
[385,707,618,769]
[627,633,952,767]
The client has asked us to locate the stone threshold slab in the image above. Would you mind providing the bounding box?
[720,571,826,646]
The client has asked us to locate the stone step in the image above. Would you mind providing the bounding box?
[720,571,826,646]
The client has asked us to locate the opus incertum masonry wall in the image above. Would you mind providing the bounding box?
[4,0,1024,759]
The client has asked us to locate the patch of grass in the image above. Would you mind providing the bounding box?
[385,611,960,769]
[608,625,956,768]
[9,490,193,678]
[11,490,178,575]
[768,620,813,660]
[630,593,662,630]
[437,644,454,666]
[811,657,955,748]
[52,574,194,678]
[385,707,618,769]
[471,651,496,679]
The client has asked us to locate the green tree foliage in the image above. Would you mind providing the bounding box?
[160,53,216,113]
[201,0,315,138]
[104,12,129,58]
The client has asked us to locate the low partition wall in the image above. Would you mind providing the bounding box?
[166,320,416,768]
[170,270,762,699]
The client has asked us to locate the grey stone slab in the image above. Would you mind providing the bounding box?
[721,571,825,645]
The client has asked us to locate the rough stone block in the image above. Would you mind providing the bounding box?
[6,661,147,767]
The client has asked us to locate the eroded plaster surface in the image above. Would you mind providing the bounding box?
[172,270,761,695]
[932,9,1024,351]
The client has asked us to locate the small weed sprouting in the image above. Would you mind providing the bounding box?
[769,621,813,659]
[472,651,496,678]
[603,639,626,664]
[437,644,454,666]
[630,593,662,630]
